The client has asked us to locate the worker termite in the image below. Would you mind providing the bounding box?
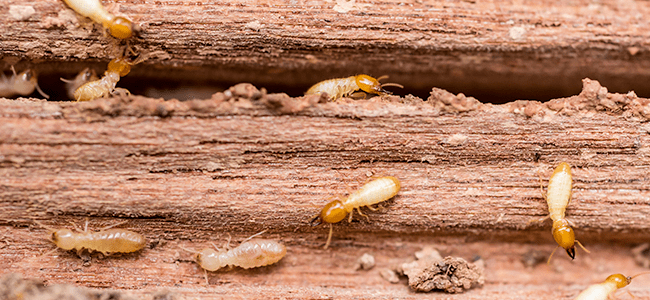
[305,75,404,101]
[74,51,143,102]
[538,162,590,263]
[33,219,146,256]
[0,66,49,99]
[574,272,650,300]
[61,68,99,100]
[310,176,401,249]
[62,0,139,39]
[181,231,286,283]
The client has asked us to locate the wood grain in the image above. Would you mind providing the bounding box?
[1,79,650,298]
[2,0,650,100]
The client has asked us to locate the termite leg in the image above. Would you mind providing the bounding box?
[347,209,355,223]
[10,66,17,77]
[223,233,232,250]
[98,220,129,231]
[547,245,560,265]
[356,207,370,222]
[366,205,379,211]
[204,269,209,286]
[209,242,221,252]
[575,240,591,253]
[68,220,84,233]
[242,230,267,243]
[324,223,333,250]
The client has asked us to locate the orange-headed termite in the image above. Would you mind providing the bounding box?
[0,66,49,99]
[305,75,403,101]
[541,162,589,263]
[310,176,401,249]
[62,0,139,39]
[74,50,143,101]
[181,231,286,283]
[61,68,99,100]
[34,219,146,256]
[574,272,650,300]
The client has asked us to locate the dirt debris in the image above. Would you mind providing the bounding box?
[427,87,482,113]
[396,246,484,293]
[355,253,376,270]
[379,268,400,283]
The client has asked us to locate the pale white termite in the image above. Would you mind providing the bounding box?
[542,162,589,263]
[34,219,146,255]
[305,75,403,101]
[74,55,139,101]
[182,232,286,283]
[61,68,99,99]
[310,176,401,249]
[0,66,49,99]
[574,272,650,300]
[62,0,139,39]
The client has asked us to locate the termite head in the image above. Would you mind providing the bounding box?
[310,200,348,225]
[196,248,224,271]
[108,58,132,77]
[51,229,76,250]
[605,274,631,289]
[355,75,404,96]
[108,17,138,39]
[551,219,575,258]
[13,69,49,99]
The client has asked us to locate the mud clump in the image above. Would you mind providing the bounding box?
[397,247,484,293]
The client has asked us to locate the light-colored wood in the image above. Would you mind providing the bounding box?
[1,80,650,298]
[2,0,650,99]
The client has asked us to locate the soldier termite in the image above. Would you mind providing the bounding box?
[573,272,650,300]
[62,0,139,39]
[181,231,286,284]
[74,50,143,101]
[33,219,146,256]
[310,176,401,249]
[0,66,49,99]
[537,162,590,263]
[305,75,403,101]
[61,68,99,100]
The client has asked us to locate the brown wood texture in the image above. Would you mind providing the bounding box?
[2,0,650,100]
[2,79,650,299]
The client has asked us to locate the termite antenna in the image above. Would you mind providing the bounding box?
[547,245,559,265]
[630,271,650,280]
[178,245,198,254]
[575,240,591,253]
[323,223,333,250]
[60,77,74,83]
[34,79,49,99]
[380,83,404,89]
[32,220,57,233]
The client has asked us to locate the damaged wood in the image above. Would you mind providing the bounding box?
[1,79,650,299]
[2,0,650,99]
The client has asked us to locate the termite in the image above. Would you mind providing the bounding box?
[539,162,590,263]
[34,219,146,256]
[181,231,286,283]
[74,51,142,101]
[310,176,401,249]
[305,75,403,101]
[62,0,139,39]
[574,272,650,300]
[0,66,49,99]
[61,68,99,100]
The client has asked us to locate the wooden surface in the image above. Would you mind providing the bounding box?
[2,0,650,100]
[1,79,650,299]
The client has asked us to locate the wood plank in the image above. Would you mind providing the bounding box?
[1,80,650,298]
[2,0,650,99]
